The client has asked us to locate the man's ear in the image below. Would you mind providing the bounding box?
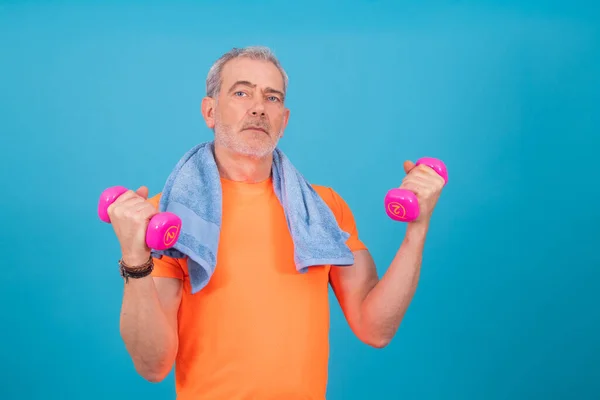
[201,96,216,129]
[279,107,290,138]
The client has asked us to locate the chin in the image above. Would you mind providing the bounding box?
[238,143,277,158]
[221,136,277,158]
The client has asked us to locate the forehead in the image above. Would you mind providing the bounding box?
[220,57,285,92]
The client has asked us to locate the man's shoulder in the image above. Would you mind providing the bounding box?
[310,184,348,216]
[311,183,336,200]
[148,193,162,208]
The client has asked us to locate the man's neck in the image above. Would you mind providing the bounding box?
[213,144,273,183]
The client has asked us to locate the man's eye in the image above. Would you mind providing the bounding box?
[267,96,280,102]
[234,91,247,97]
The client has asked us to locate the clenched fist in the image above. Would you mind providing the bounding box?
[399,160,446,223]
[106,186,159,265]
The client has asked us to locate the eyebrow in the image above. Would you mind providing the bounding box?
[227,80,285,100]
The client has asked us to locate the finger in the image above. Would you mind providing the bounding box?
[132,203,160,223]
[415,165,446,185]
[402,175,440,195]
[131,200,155,213]
[402,175,436,193]
[402,182,436,200]
[400,181,422,196]
[116,196,146,210]
[131,201,159,221]
[408,167,446,188]
[402,173,430,185]
[108,196,146,218]
[410,165,435,178]
[135,186,149,200]
[403,160,416,174]
[112,190,141,205]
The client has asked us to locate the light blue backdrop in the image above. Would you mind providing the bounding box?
[1,1,598,399]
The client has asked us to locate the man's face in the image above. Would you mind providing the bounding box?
[204,57,290,158]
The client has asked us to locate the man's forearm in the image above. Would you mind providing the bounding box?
[360,221,429,347]
[120,277,178,382]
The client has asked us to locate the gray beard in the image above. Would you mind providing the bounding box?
[213,120,282,159]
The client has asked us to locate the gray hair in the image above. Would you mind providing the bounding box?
[205,46,289,100]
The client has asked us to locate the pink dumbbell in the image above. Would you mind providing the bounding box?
[98,186,181,250]
[384,157,448,222]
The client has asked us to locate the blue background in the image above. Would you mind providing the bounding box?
[1,1,599,399]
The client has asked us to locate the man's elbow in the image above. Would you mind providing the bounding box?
[363,335,392,349]
[140,370,170,383]
[135,364,173,383]
[358,318,399,348]
[357,325,394,348]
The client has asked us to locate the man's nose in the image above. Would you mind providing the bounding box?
[249,98,266,116]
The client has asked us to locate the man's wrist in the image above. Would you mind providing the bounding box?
[119,256,154,283]
[405,220,430,243]
[121,252,152,267]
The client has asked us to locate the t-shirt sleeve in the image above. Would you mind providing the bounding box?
[328,188,368,252]
[151,255,186,280]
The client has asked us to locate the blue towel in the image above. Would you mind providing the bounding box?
[151,141,355,294]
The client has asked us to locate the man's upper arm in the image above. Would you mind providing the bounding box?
[152,255,184,329]
[148,194,185,325]
[153,276,183,331]
[327,188,367,253]
[327,189,378,335]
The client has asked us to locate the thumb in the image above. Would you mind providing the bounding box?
[403,160,416,174]
[135,185,149,199]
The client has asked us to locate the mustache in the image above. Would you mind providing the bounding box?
[241,119,271,133]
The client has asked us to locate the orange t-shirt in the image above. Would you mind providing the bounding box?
[148,177,366,400]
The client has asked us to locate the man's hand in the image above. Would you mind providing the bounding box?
[400,160,446,223]
[106,185,159,265]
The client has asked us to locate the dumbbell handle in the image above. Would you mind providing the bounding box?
[98,186,181,250]
[384,158,448,222]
